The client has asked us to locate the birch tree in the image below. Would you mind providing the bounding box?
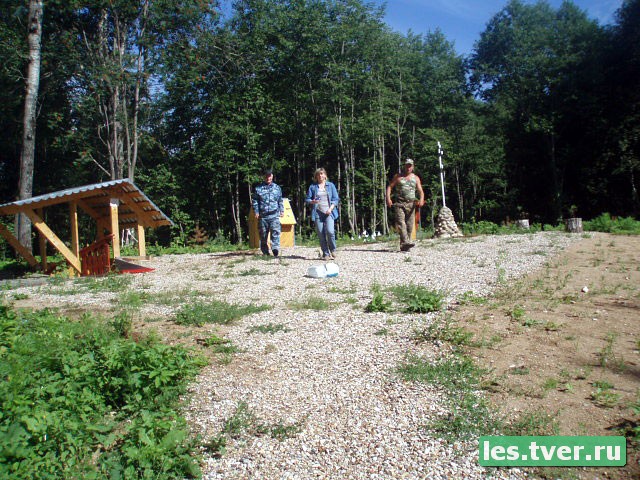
[16,0,44,251]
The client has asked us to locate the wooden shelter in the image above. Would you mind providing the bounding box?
[0,179,172,275]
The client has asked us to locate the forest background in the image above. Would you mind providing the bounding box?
[1,0,638,250]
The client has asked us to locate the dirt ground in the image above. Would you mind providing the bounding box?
[451,233,640,479]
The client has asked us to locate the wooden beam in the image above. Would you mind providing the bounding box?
[22,209,81,273]
[114,192,153,227]
[110,199,120,258]
[137,224,146,257]
[0,223,39,268]
[37,209,47,272]
[77,198,102,220]
[69,202,80,257]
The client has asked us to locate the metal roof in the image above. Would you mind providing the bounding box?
[0,179,173,228]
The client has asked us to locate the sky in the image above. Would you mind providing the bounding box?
[372,0,624,56]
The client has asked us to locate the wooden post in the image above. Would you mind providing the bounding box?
[137,224,146,257]
[110,198,120,258]
[23,209,81,273]
[69,202,80,257]
[36,208,47,271]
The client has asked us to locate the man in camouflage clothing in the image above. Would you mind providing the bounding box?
[252,168,285,257]
[386,158,425,251]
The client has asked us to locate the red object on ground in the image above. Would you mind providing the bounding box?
[80,234,114,276]
[114,258,155,274]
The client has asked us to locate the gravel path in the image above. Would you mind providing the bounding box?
[181,232,580,480]
[10,232,585,479]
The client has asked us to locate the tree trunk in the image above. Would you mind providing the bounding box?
[233,171,242,243]
[454,165,464,222]
[16,0,44,252]
[565,217,583,233]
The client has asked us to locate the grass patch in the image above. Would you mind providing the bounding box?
[248,323,291,334]
[597,332,626,372]
[79,273,133,292]
[458,290,487,306]
[219,402,303,443]
[397,354,485,391]
[202,334,239,354]
[505,409,560,436]
[398,353,500,439]
[175,300,269,326]
[328,284,357,295]
[289,296,331,311]
[238,268,265,276]
[413,316,474,348]
[591,381,620,408]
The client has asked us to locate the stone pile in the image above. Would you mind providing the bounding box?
[434,206,463,238]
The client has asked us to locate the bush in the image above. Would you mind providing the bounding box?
[0,304,205,479]
[461,220,501,236]
[584,213,640,234]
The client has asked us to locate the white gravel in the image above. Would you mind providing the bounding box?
[9,231,586,479]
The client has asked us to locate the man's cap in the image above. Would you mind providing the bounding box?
[263,168,273,175]
[404,158,414,165]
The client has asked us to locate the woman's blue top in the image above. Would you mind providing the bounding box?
[305,181,339,221]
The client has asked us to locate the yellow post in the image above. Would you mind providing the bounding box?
[110,198,120,258]
[23,209,81,273]
[36,208,47,271]
[137,224,146,257]
[69,202,80,257]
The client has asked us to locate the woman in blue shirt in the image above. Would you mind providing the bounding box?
[305,168,339,260]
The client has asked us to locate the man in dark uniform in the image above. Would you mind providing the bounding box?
[252,168,285,257]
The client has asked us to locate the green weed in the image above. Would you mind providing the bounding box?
[390,284,444,313]
[508,305,526,322]
[220,402,302,442]
[238,268,266,276]
[289,296,331,311]
[175,300,269,326]
[248,323,291,334]
[458,290,487,306]
[328,284,357,295]
[591,382,620,408]
[398,353,500,439]
[365,284,392,313]
[413,316,473,348]
[597,332,626,372]
[505,410,560,436]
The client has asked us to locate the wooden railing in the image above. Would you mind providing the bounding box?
[80,234,114,276]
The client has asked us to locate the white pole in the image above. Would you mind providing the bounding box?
[438,141,446,207]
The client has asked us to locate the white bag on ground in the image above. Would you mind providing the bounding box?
[307,262,339,278]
